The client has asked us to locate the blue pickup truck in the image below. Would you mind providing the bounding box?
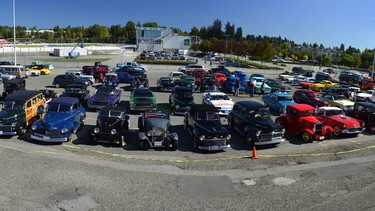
[262,92,296,114]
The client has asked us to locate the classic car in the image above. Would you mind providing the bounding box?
[178,64,204,73]
[291,76,315,85]
[25,65,51,75]
[323,83,349,95]
[89,106,129,146]
[262,92,296,114]
[310,80,339,92]
[102,72,119,87]
[138,111,178,150]
[156,76,176,92]
[31,97,86,142]
[39,89,58,103]
[0,90,45,136]
[115,65,146,72]
[293,89,325,108]
[212,72,227,84]
[249,76,271,94]
[202,91,234,115]
[299,81,315,89]
[130,73,149,88]
[26,69,41,77]
[184,104,231,151]
[232,70,249,83]
[129,88,157,112]
[355,90,374,102]
[221,75,245,94]
[87,87,121,110]
[278,71,296,81]
[53,74,90,88]
[169,72,184,85]
[265,78,289,93]
[169,86,194,115]
[65,70,95,85]
[60,84,90,105]
[1,78,25,101]
[227,101,285,146]
[315,107,365,136]
[209,66,231,77]
[180,75,197,91]
[346,102,375,133]
[0,72,16,82]
[186,68,208,76]
[320,93,354,112]
[275,104,333,142]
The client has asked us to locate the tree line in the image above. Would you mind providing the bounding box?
[0,19,373,69]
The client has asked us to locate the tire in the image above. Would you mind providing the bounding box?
[41,71,45,75]
[55,83,60,88]
[170,140,178,151]
[140,140,150,150]
[89,135,98,145]
[370,125,375,133]
[245,132,255,146]
[333,125,341,136]
[67,132,73,142]
[301,132,312,142]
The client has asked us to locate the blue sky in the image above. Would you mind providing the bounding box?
[1,0,374,51]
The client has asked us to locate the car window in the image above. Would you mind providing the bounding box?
[316,109,325,116]
[249,108,269,119]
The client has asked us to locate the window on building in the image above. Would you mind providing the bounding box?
[184,39,190,46]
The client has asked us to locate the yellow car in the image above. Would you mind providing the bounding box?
[310,80,339,92]
[25,65,51,75]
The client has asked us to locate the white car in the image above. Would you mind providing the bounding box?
[178,64,204,73]
[202,91,234,115]
[0,72,16,81]
[356,90,375,102]
[26,70,40,77]
[169,72,184,84]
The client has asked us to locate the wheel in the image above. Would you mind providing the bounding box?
[89,135,98,145]
[41,71,45,75]
[55,83,60,88]
[140,140,150,150]
[17,124,27,136]
[119,135,125,147]
[245,133,254,146]
[333,125,341,136]
[370,125,375,133]
[301,132,312,142]
[95,78,99,83]
[170,140,178,151]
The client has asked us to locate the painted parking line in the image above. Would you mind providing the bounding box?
[60,143,375,163]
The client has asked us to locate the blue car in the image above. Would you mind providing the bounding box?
[262,92,296,114]
[103,73,119,87]
[221,76,245,93]
[30,97,86,142]
[232,70,249,84]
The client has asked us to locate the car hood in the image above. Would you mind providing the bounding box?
[334,100,354,106]
[89,95,113,102]
[326,115,361,127]
[300,116,321,124]
[0,109,24,122]
[279,101,297,107]
[356,93,371,98]
[60,93,86,100]
[250,118,283,132]
[196,120,226,134]
[145,118,169,130]
[209,100,234,108]
[42,112,71,130]
[98,116,121,127]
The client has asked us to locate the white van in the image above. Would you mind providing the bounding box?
[0,65,27,78]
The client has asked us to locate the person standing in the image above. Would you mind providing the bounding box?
[248,78,255,97]
[209,60,212,67]
[260,81,265,96]
[234,79,240,96]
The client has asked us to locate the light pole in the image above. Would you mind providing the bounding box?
[225,34,229,58]
[12,0,16,65]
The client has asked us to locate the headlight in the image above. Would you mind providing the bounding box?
[11,122,17,127]
[147,130,152,136]
[226,134,231,140]
[199,135,205,141]
[282,128,285,134]
[61,128,68,133]
[256,131,262,137]
[111,129,117,135]
[343,124,346,129]
[31,125,37,131]
[176,105,179,108]
[94,127,99,133]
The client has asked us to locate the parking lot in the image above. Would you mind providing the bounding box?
[0,52,373,162]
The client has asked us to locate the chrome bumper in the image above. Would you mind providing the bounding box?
[31,133,68,142]
[198,144,231,151]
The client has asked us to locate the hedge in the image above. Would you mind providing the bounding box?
[135,59,194,66]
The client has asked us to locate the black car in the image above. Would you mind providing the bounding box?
[346,102,375,133]
[1,78,25,101]
[137,111,178,150]
[338,71,362,85]
[130,73,149,88]
[227,101,285,146]
[184,104,231,151]
[60,84,90,105]
[169,86,194,115]
[265,78,290,93]
[89,107,129,146]
[156,77,176,92]
[293,89,325,107]
[53,74,89,88]
[315,73,333,82]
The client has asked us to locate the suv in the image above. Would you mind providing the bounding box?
[275,104,333,142]
[178,64,204,73]
[0,90,45,136]
[227,101,285,146]
[53,74,90,88]
[339,71,362,85]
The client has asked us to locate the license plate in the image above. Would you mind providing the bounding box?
[154,142,162,146]
[42,136,50,141]
[319,136,325,140]
[210,146,220,150]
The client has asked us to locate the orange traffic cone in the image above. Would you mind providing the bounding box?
[251,145,258,159]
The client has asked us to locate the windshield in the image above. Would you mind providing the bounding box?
[299,110,315,117]
[64,88,84,94]
[209,94,230,101]
[333,95,347,100]
[238,73,246,77]
[278,96,293,101]
[326,109,345,116]
[185,78,195,82]
[161,78,172,82]
[96,88,115,96]
[365,90,374,94]
[99,110,122,118]
[366,106,375,113]
[46,103,72,113]
[196,111,219,121]
[3,101,24,110]
[177,91,193,99]
[249,108,269,119]
[255,79,264,83]
[134,90,153,97]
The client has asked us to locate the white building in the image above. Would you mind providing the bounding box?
[136,27,200,53]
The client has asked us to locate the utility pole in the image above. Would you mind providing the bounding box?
[13,0,16,65]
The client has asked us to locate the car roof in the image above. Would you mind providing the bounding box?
[272,92,291,97]
[355,102,375,107]
[204,91,226,95]
[65,84,86,89]
[296,89,318,94]
[4,90,41,101]
[49,97,79,105]
[288,103,316,111]
[101,106,126,113]
[174,86,192,92]
[105,72,117,76]
[235,101,265,109]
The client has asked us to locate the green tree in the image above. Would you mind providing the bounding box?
[339,53,355,67]
[224,22,235,39]
[125,21,136,44]
[142,22,158,28]
[190,26,200,36]
[234,27,243,41]
[86,24,110,42]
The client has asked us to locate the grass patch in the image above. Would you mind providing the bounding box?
[227,57,284,70]
[135,59,194,66]
[41,57,112,63]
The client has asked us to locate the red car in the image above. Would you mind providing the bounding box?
[315,107,365,136]
[213,72,227,83]
[299,81,314,89]
[275,104,333,142]
[293,89,325,108]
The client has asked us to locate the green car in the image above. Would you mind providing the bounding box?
[130,88,157,112]
[324,84,349,95]
[180,75,197,91]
